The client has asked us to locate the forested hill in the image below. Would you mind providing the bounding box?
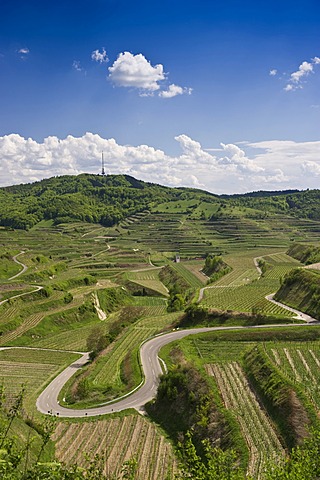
[0,173,320,230]
[0,174,190,229]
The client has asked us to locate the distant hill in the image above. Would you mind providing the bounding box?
[0,173,320,230]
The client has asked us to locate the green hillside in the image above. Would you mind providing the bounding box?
[275,268,320,319]
[2,174,320,232]
[2,175,320,479]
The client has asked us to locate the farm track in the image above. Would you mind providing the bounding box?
[8,251,28,280]
[0,285,43,307]
[265,294,317,322]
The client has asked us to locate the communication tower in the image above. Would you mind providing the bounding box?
[101,151,105,175]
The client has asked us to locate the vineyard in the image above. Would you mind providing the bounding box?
[200,251,300,316]
[0,348,79,414]
[179,260,208,285]
[127,268,169,296]
[207,362,284,479]
[170,262,204,288]
[201,282,293,315]
[265,342,320,410]
[2,181,320,478]
[86,311,181,394]
[53,414,178,479]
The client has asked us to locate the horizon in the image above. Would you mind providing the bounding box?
[1,0,319,194]
[0,170,305,197]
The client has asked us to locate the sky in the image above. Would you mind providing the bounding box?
[0,0,320,194]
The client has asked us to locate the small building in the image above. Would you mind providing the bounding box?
[175,254,180,263]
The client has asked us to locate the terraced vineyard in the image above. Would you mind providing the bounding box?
[200,251,300,316]
[201,282,293,315]
[0,348,79,414]
[180,260,208,284]
[170,262,204,288]
[26,322,101,351]
[127,268,169,296]
[3,180,320,478]
[53,414,178,479]
[265,342,320,410]
[207,362,284,479]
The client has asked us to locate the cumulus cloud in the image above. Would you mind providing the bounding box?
[290,61,313,83]
[255,169,289,185]
[301,161,320,176]
[217,143,264,173]
[284,84,295,92]
[2,133,319,194]
[91,48,108,64]
[107,51,192,98]
[108,52,165,92]
[285,56,320,91]
[159,84,192,98]
[269,69,277,76]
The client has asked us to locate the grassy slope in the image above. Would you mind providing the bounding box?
[275,268,320,319]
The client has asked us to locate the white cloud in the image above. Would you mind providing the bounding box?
[18,48,30,55]
[91,48,109,64]
[174,134,213,165]
[159,84,192,98]
[1,134,320,194]
[107,51,192,98]
[217,143,264,173]
[108,52,165,92]
[284,56,320,91]
[255,169,289,184]
[269,69,277,76]
[72,60,83,72]
[290,61,313,83]
[301,161,320,176]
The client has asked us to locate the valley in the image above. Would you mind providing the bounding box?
[1,175,320,479]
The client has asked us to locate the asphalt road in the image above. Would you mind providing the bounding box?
[36,322,314,418]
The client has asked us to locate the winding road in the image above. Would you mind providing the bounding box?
[36,321,316,418]
[3,250,317,418]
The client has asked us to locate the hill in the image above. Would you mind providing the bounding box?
[1,174,320,230]
[2,174,320,478]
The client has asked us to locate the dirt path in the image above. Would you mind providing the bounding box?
[253,256,263,277]
[8,251,28,280]
[0,285,43,306]
[265,294,317,323]
[93,292,107,320]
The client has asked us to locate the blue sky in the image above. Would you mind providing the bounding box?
[0,0,320,193]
